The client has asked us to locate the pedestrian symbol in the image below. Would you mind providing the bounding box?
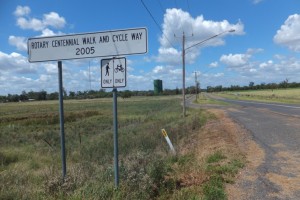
[105,63,110,76]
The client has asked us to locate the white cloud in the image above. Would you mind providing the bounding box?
[40,28,64,37]
[158,8,244,65]
[153,65,164,73]
[14,5,31,17]
[14,6,66,32]
[43,12,66,29]
[156,47,181,64]
[209,61,218,68]
[252,0,264,4]
[17,17,44,31]
[274,14,300,52]
[8,36,27,51]
[220,48,262,69]
[259,60,273,69]
[214,73,224,77]
[220,53,250,67]
[0,51,29,70]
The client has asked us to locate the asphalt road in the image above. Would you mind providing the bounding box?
[187,94,300,199]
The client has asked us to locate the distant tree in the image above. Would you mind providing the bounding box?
[69,91,75,98]
[175,87,180,95]
[279,78,289,89]
[120,90,132,99]
[37,90,47,100]
[47,92,59,100]
[19,91,28,101]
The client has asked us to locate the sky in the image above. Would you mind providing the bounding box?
[0,0,300,95]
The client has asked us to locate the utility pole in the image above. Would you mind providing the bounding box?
[177,29,235,117]
[194,71,198,101]
[182,32,186,117]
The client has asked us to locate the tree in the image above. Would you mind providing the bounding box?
[120,90,132,99]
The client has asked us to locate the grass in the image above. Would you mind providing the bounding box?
[0,96,206,199]
[216,88,300,104]
[0,95,245,199]
[194,93,231,106]
[204,151,245,200]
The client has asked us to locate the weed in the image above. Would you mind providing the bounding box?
[203,151,245,200]
[206,151,226,163]
[0,96,219,199]
[203,174,226,200]
[0,151,18,167]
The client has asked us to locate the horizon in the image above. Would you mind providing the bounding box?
[1,0,300,95]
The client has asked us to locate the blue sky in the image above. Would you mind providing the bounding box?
[0,0,300,95]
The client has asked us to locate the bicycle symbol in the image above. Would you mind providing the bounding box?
[114,64,125,73]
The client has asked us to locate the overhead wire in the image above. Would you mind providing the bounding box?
[140,0,176,49]
[186,0,194,35]
[156,0,165,13]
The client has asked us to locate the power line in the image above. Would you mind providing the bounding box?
[186,0,194,35]
[156,0,165,14]
[140,0,176,49]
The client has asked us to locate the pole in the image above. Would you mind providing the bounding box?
[113,88,119,187]
[58,61,66,179]
[182,32,186,117]
[194,71,198,101]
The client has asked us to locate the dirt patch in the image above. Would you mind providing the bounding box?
[195,109,265,200]
[265,149,300,199]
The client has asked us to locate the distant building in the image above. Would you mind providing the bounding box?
[154,79,163,95]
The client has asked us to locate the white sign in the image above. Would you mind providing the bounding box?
[28,28,147,62]
[101,57,126,88]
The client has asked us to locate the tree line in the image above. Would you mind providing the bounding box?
[1,79,300,103]
[0,88,183,103]
[206,79,300,93]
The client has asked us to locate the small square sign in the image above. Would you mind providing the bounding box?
[101,57,126,88]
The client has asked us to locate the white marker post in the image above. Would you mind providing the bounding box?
[161,129,176,154]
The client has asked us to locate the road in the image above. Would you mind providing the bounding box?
[187,94,300,199]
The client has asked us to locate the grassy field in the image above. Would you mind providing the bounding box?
[0,95,244,199]
[194,93,231,106]
[216,88,300,104]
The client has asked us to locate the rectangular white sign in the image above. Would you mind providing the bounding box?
[28,27,147,62]
[101,57,126,88]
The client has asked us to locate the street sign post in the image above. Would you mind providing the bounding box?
[27,27,147,187]
[28,27,147,62]
[101,57,126,88]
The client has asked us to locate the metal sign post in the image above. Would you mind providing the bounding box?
[101,57,127,187]
[112,88,119,187]
[28,27,147,183]
[58,61,66,179]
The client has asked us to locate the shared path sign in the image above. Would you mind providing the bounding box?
[101,57,126,88]
[28,27,147,62]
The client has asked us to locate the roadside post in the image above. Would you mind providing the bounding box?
[161,129,176,154]
[27,27,148,183]
[58,61,67,178]
[101,57,127,187]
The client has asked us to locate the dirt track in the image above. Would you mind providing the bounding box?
[187,96,300,199]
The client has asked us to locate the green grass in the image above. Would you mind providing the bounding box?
[194,93,231,106]
[203,151,245,200]
[0,95,216,199]
[216,88,300,104]
[206,151,226,163]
